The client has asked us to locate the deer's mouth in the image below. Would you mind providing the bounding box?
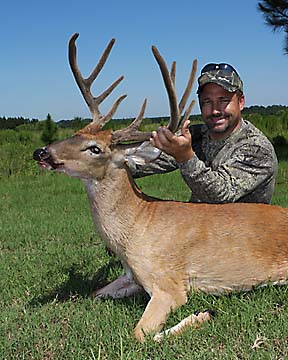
[38,158,64,171]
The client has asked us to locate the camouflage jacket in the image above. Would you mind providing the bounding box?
[130,120,278,204]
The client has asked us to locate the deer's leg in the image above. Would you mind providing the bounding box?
[92,273,143,299]
[153,310,212,342]
[134,289,186,342]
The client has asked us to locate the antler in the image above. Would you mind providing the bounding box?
[151,46,197,133]
[68,33,127,129]
[112,99,153,143]
[69,33,197,143]
[112,47,197,144]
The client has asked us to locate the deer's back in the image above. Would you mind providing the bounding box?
[128,201,288,294]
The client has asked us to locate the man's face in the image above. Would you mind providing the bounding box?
[199,83,245,140]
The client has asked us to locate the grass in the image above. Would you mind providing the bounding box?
[1,162,288,359]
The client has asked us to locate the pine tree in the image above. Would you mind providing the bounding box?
[258,0,288,54]
[41,113,58,144]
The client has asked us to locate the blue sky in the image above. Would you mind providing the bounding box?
[1,0,287,121]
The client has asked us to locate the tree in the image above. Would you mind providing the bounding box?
[41,113,58,144]
[258,0,288,54]
[72,116,83,131]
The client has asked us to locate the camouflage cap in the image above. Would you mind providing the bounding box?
[197,68,243,94]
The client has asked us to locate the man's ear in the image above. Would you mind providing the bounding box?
[239,94,245,111]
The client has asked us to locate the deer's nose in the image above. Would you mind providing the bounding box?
[33,147,49,161]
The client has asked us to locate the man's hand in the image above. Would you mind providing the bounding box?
[150,120,194,163]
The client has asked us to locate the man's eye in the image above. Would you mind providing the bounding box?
[201,100,211,106]
[220,98,230,103]
[88,146,102,154]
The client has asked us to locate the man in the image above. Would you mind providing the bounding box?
[130,63,278,204]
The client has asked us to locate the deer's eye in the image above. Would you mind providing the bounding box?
[90,146,102,154]
[84,145,102,155]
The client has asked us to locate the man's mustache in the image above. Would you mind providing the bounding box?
[207,113,230,120]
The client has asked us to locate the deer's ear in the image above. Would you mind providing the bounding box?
[124,141,161,165]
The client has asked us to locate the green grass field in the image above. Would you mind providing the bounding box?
[1,159,288,359]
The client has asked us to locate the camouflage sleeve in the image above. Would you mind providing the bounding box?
[129,151,178,178]
[128,124,201,179]
[178,143,277,203]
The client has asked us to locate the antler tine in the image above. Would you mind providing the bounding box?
[86,37,116,87]
[152,46,198,133]
[125,98,148,131]
[112,99,152,143]
[170,61,176,86]
[151,46,180,133]
[68,33,125,127]
[178,99,196,129]
[178,59,198,115]
[100,94,127,128]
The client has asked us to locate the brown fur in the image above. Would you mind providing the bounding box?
[35,128,288,342]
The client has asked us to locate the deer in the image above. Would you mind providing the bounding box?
[33,33,288,342]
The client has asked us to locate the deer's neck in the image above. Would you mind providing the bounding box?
[82,166,149,260]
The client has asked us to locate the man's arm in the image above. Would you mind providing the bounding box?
[147,119,278,203]
[130,119,277,204]
[150,120,194,163]
[129,150,178,179]
[178,143,278,203]
[129,120,193,179]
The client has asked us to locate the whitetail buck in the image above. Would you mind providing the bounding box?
[33,33,288,342]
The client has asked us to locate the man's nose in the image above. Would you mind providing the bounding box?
[211,101,222,113]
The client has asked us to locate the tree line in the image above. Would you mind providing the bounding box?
[1,105,288,179]
[1,105,288,131]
